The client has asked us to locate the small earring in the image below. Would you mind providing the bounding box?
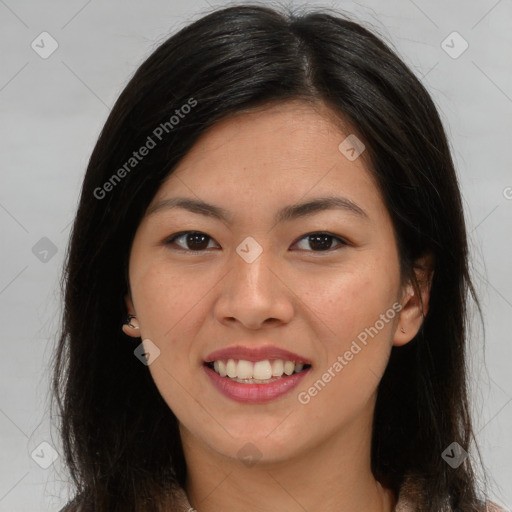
[400,327,406,333]
[126,315,139,329]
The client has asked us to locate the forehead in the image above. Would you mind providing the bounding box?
[150,100,384,220]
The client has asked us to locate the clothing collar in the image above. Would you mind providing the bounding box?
[170,475,434,512]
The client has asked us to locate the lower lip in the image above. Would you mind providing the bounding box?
[203,364,311,404]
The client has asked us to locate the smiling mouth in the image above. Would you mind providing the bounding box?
[204,359,311,384]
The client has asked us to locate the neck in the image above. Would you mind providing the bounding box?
[181,406,395,512]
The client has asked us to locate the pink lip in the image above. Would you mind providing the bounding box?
[204,345,311,364]
[203,345,312,404]
[203,364,311,404]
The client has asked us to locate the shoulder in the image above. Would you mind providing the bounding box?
[486,501,508,512]
[395,474,509,512]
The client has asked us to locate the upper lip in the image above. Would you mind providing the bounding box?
[204,345,311,364]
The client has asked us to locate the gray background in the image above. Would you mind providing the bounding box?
[1,0,511,510]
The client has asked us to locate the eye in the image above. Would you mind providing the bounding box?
[164,231,219,251]
[291,232,348,252]
[164,231,347,252]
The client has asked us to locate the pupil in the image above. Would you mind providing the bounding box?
[187,232,209,250]
[310,234,332,251]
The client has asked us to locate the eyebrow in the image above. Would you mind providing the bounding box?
[146,196,368,224]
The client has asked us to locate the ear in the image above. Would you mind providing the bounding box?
[393,253,434,347]
[122,293,140,338]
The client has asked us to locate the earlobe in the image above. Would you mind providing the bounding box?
[122,314,140,337]
[393,253,434,347]
[393,285,420,347]
[122,293,140,338]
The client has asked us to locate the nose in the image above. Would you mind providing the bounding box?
[213,244,295,330]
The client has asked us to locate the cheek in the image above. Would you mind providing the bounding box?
[296,263,400,413]
[298,260,400,343]
[131,261,206,415]
[131,258,211,343]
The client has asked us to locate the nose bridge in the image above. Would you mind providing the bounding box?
[231,240,276,300]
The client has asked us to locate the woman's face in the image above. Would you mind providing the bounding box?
[126,100,409,464]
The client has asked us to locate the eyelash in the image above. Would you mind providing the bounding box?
[163,231,349,253]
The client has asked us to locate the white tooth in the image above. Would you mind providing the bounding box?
[213,361,220,373]
[294,363,304,373]
[253,360,272,380]
[272,359,284,377]
[237,359,253,379]
[226,358,237,378]
[284,361,295,376]
[217,360,227,377]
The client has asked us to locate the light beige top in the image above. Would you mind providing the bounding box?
[168,475,507,512]
[64,475,507,511]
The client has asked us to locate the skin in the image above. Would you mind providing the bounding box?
[123,100,433,512]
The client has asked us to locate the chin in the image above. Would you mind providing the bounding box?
[200,419,311,465]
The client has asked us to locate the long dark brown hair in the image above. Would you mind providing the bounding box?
[52,4,490,511]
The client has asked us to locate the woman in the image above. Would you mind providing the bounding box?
[53,4,505,511]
